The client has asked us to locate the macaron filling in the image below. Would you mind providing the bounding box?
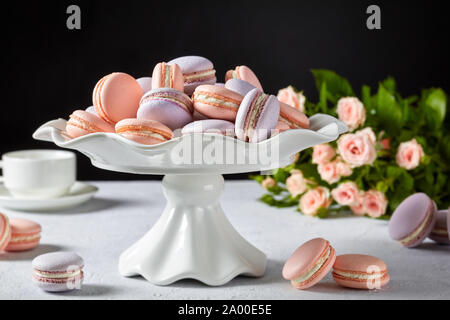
[68,114,104,133]
[163,63,172,88]
[333,269,387,281]
[399,208,434,246]
[34,268,82,279]
[141,91,193,113]
[243,92,269,139]
[9,233,41,243]
[184,69,216,83]
[116,126,171,142]
[279,115,302,129]
[193,92,241,111]
[431,227,448,237]
[292,247,331,285]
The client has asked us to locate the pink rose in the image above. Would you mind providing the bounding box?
[356,127,376,144]
[331,182,359,206]
[261,177,276,190]
[380,138,391,150]
[350,192,366,216]
[363,190,388,218]
[335,158,353,177]
[396,138,424,170]
[337,97,366,131]
[286,171,307,197]
[312,144,336,165]
[277,86,306,112]
[299,187,332,216]
[337,133,377,167]
[318,161,340,184]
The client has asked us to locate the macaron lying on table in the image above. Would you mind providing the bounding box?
[389,193,438,248]
[332,254,390,290]
[32,252,84,292]
[428,209,450,245]
[0,212,11,252]
[5,218,41,252]
[168,56,217,95]
[282,238,336,290]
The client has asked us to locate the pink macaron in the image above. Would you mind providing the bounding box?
[151,62,184,92]
[5,218,41,252]
[282,238,336,290]
[93,72,143,125]
[225,66,263,91]
[66,110,115,139]
[279,102,310,129]
[0,212,11,252]
[115,118,174,145]
[137,88,194,130]
[192,85,244,122]
[235,88,280,143]
[332,254,390,290]
[182,120,235,137]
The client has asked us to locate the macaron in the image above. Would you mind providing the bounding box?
[85,106,96,114]
[225,78,256,96]
[273,121,291,135]
[151,62,184,92]
[93,72,143,124]
[116,118,174,145]
[332,254,390,290]
[282,238,336,290]
[136,77,152,94]
[5,218,41,252]
[428,209,450,245]
[32,252,84,292]
[192,85,243,122]
[389,193,438,248]
[0,212,11,252]
[235,88,280,143]
[279,102,310,129]
[225,66,263,91]
[182,120,235,137]
[168,56,217,95]
[137,88,193,130]
[66,110,115,139]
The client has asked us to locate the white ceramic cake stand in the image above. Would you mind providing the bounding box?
[33,114,347,286]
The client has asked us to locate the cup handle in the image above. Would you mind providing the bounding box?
[0,160,3,183]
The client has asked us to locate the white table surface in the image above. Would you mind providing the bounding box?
[0,180,448,300]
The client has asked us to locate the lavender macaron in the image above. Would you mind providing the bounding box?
[428,209,450,245]
[225,78,256,97]
[389,193,438,248]
[182,119,235,136]
[168,56,217,95]
[235,88,280,143]
[32,252,84,292]
[137,88,194,130]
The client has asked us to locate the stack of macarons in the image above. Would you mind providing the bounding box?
[389,193,450,247]
[0,212,42,253]
[282,238,390,290]
[65,56,310,145]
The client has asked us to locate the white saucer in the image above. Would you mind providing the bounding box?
[0,182,98,212]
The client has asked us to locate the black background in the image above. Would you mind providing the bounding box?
[2,0,448,180]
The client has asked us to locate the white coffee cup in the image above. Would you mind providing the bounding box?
[0,150,76,199]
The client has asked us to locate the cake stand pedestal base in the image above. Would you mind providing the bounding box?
[119,174,267,286]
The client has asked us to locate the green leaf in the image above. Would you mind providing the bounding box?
[259,194,299,208]
[381,76,397,94]
[377,84,403,134]
[272,168,290,184]
[249,174,264,184]
[311,69,355,104]
[361,85,372,109]
[423,88,447,129]
[319,82,328,113]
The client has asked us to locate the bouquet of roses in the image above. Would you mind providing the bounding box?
[252,70,449,219]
